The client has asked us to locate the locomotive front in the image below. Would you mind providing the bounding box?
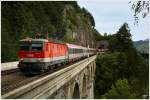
[18,38,48,74]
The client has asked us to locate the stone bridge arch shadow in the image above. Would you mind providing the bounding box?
[81,74,87,99]
[72,83,80,99]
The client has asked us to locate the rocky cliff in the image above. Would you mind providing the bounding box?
[1,1,101,62]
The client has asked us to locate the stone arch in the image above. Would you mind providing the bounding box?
[72,83,80,99]
[55,89,66,99]
[87,66,90,83]
[81,74,87,98]
[92,62,96,79]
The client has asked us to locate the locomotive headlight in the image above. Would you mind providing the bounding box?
[20,58,24,62]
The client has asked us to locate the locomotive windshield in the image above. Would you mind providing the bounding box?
[31,43,42,51]
[20,41,43,51]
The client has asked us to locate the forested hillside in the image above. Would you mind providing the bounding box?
[94,23,149,99]
[1,1,101,62]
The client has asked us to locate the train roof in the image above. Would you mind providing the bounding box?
[19,38,67,46]
[19,38,48,42]
[66,43,87,49]
[89,48,95,50]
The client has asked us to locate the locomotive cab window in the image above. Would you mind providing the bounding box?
[19,41,43,51]
[31,43,42,51]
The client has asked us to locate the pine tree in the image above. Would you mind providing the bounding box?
[116,23,132,52]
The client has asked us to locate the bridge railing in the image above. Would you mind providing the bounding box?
[1,61,18,71]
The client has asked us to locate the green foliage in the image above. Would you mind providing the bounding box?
[95,22,149,99]
[116,23,133,52]
[102,79,136,99]
[95,52,120,98]
[95,52,148,99]
[82,7,95,26]
[92,28,103,41]
[108,23,133,52]
[64,36,76,44]
[129,1,149,24]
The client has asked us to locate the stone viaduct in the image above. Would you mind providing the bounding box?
[2,55,96,99]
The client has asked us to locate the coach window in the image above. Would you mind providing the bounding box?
[74,49,75,54]
[69,48,71,54]
[69,48,71,53]
[70,48,72,54]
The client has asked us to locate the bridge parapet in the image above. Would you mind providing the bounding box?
[1,61,18,71]
[2,55,97,99]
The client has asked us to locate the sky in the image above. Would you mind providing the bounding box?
[77,0,149,41]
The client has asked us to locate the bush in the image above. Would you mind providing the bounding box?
[102,79,136,99]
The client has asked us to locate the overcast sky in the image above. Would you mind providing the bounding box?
[77,0,149,41]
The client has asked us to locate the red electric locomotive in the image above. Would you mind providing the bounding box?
[18,38,68,74]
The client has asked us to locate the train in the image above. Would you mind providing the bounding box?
[18,38,97,74]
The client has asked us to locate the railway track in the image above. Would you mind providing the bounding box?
[1,68,19,76]
[1,67,61,95]
[1,58,84,95]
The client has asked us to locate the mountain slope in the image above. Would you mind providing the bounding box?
[133,39,149,53]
